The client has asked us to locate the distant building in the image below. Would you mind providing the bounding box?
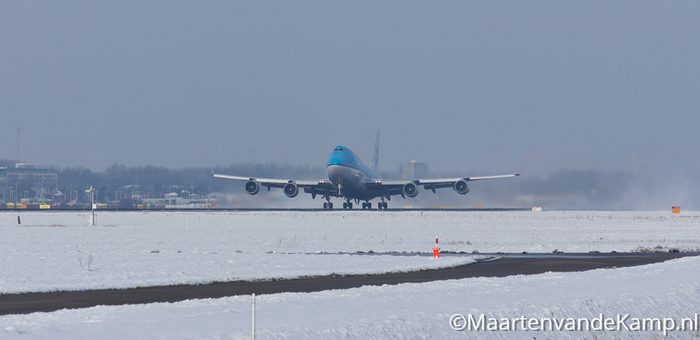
[400,160,428,180]
[0,163,58,202]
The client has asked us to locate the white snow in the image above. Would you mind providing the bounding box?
[1,211,483,293]
[1,210,700,339]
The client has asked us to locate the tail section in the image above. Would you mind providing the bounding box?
[370,130,380,172]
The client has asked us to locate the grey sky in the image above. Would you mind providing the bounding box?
[1,1,699,179]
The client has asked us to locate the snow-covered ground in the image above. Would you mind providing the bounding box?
[2,210,700,339]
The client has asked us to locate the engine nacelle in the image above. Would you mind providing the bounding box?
[283,182,299,198]
[245,180,260,195]
[402,182,419,198]
[453,180,470,195]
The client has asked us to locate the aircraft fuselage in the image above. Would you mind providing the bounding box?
[326,146,380,201]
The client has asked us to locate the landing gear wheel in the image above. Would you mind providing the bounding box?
[328,202,333,209]
[323,202,328,209]
[367,202,371,210]
[348,202,352,209]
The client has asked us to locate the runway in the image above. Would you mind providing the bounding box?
[3,207,532,212]
[0,252,695,316]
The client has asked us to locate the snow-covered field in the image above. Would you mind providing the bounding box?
[2,210,700,339]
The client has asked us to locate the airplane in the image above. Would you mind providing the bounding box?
[212,132,519,210]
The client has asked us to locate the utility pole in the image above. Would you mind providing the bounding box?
[86,186,96,225]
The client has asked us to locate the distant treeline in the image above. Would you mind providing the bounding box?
[0,158,325,203]
[72,163,325,199]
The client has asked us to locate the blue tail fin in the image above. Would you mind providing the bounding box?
[370,130,380,172]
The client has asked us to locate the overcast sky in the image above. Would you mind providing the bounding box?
[1,1,698,178]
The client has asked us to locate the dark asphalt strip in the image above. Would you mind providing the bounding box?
[0,253,695,316]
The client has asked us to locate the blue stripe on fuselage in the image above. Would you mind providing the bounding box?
[327,146,380,180]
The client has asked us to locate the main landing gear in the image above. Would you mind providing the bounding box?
[362,201,387,210]
[323,199,387,210]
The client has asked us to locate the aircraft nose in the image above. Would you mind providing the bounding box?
[328,158,342,166]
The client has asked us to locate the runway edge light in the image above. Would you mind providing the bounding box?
[672,206,681,214]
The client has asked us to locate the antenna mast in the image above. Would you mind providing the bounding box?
[17,126,20,163]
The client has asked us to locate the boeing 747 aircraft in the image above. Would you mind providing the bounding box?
[212,132,518,210]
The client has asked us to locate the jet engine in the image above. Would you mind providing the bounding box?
[283,182,299,198]
[402,182,419,198]
[245,180,260,195]
[454,180,470,195]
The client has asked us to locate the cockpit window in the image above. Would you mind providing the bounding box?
[334,148,345,152]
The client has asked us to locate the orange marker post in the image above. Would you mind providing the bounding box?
[433,233,440,258]
[672,206,681,214]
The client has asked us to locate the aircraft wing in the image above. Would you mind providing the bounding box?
[418,174,520,184]
[366,173,519,198]
[212,173,336,198]
[213,173,327,187]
